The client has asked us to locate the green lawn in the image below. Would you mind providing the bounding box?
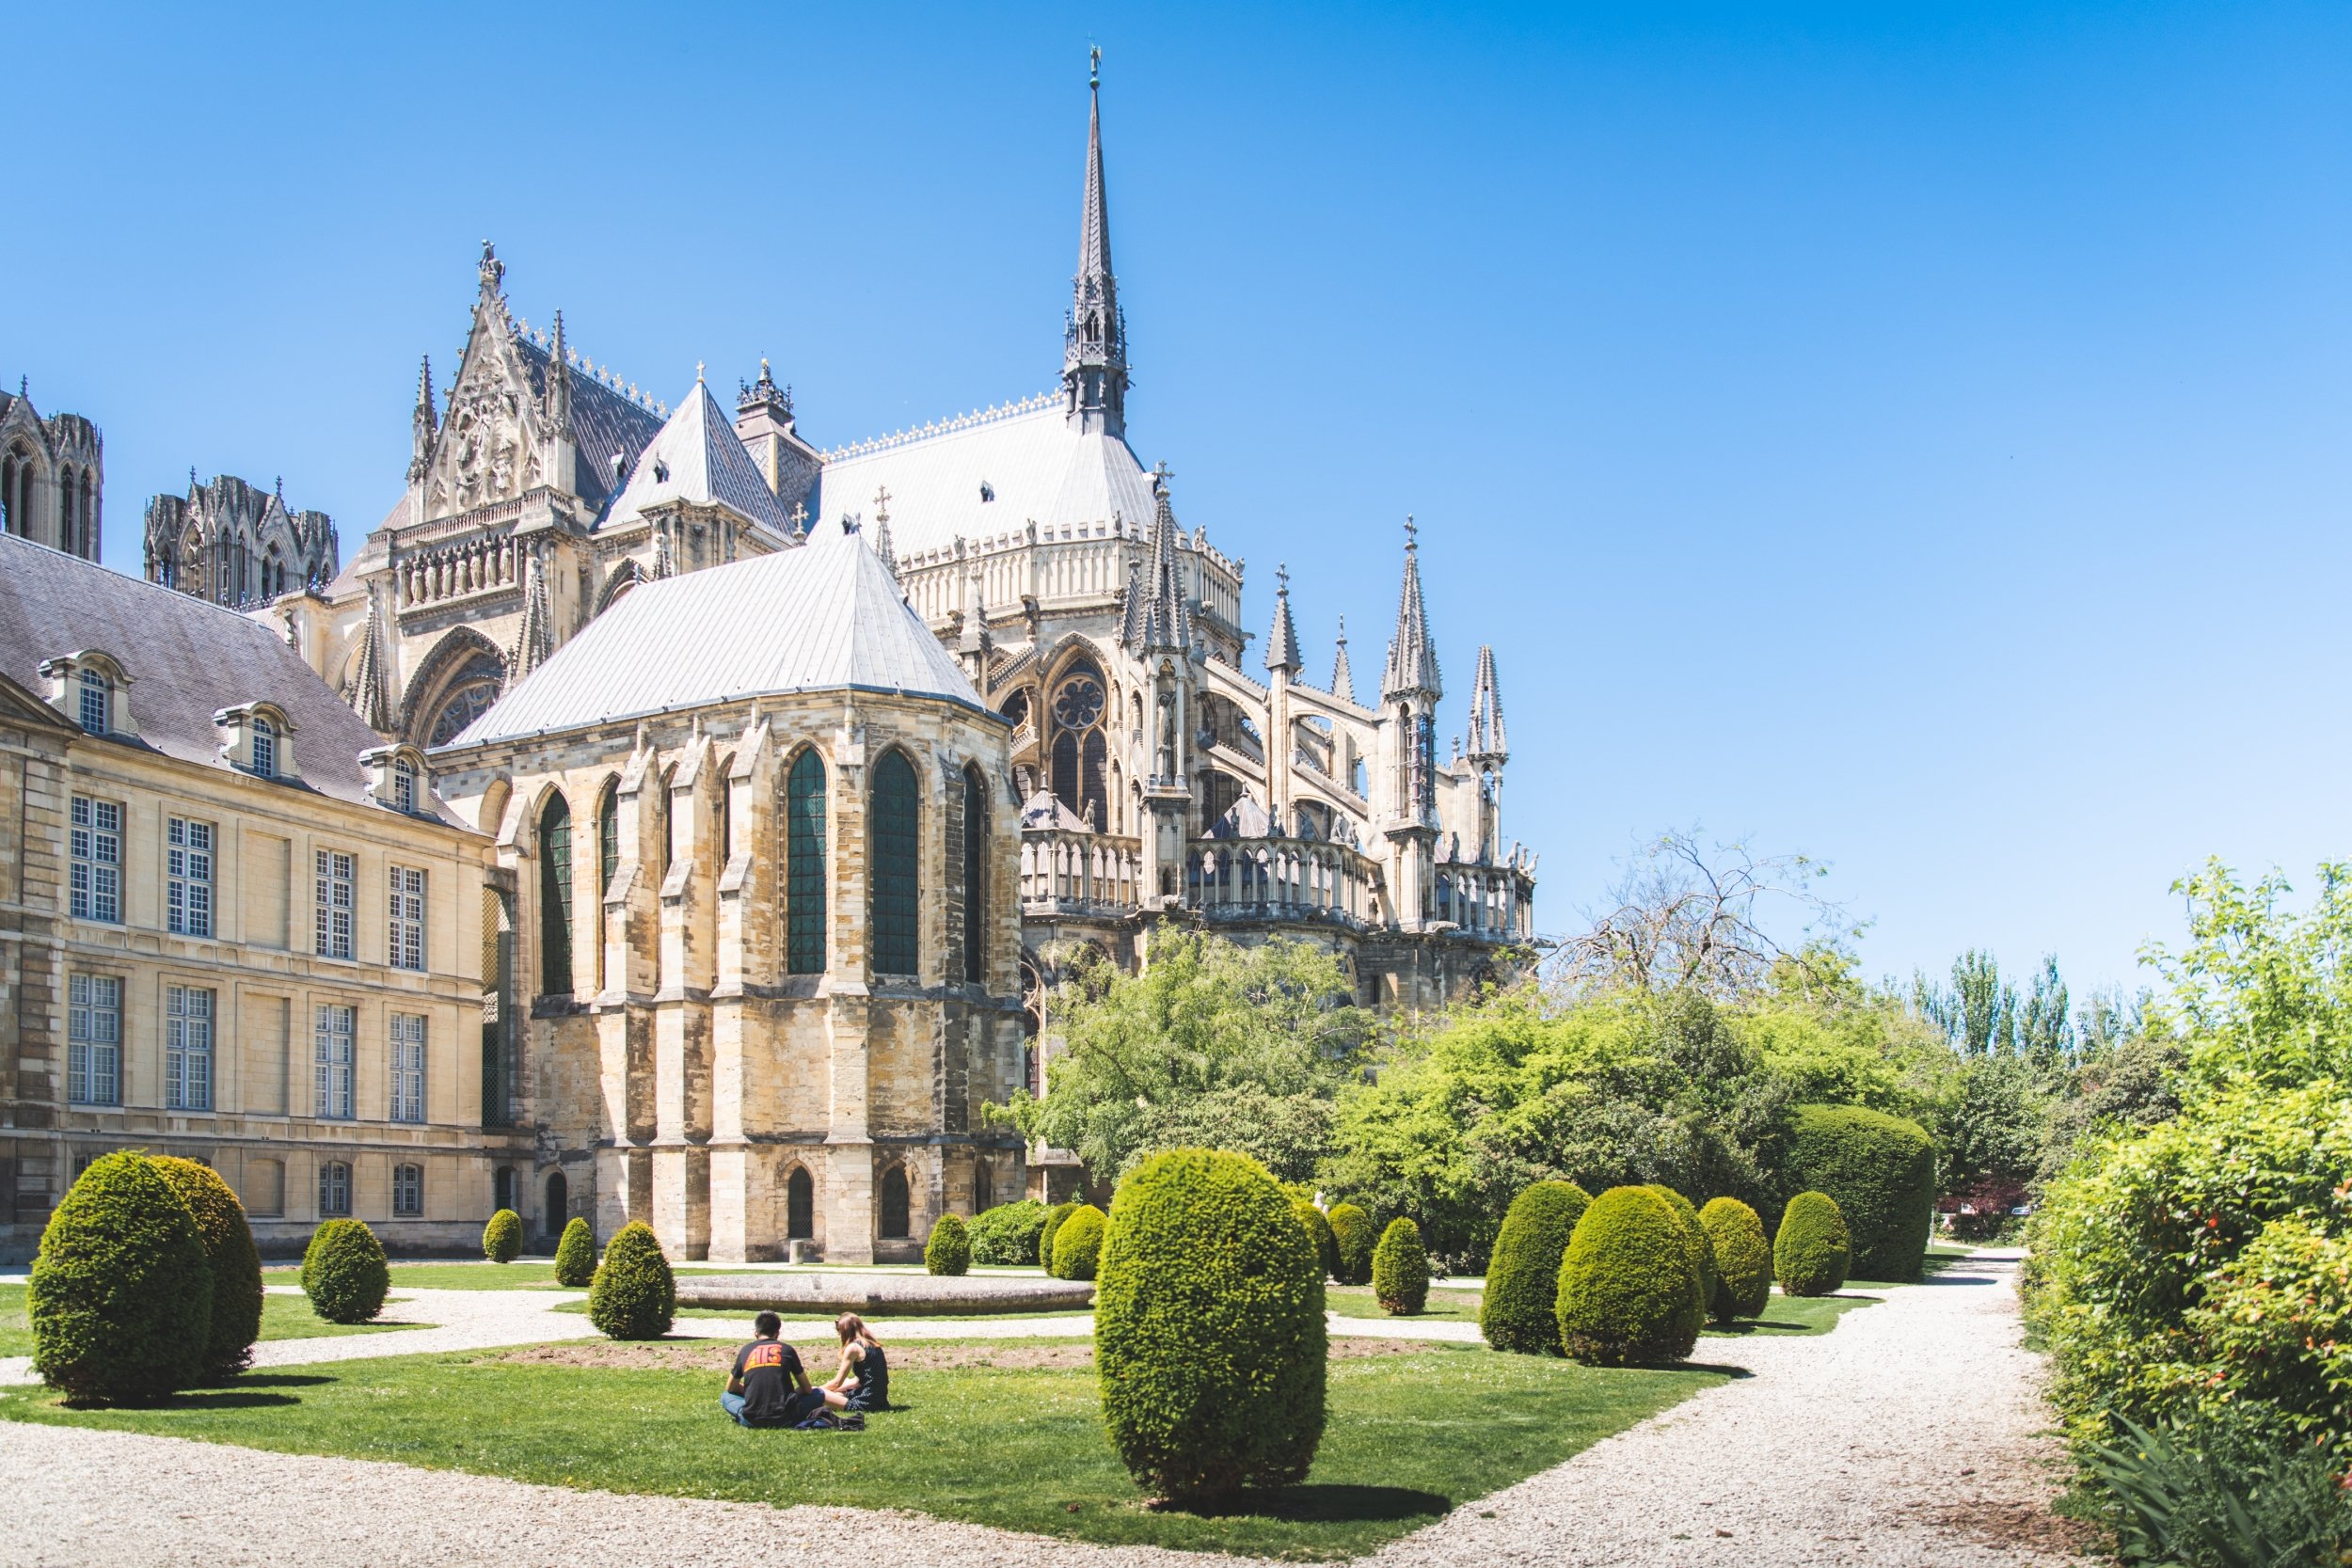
[1707,1291,1875,1338]
[0,1286,28,1356]
[0,1286,419,1357]
[0,1338,1725,1558]
[260,1261,758,1292]
[554,1300,1092,1326]
[1326,1285,1484,1323]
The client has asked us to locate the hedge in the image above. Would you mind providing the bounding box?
[302,1218,389,1325]
[1480,1180,1591,1354]
[1039,1201,1081,1273]
[1645,1184,1716,1318]
[1050,1204,1107,1281]
[483,1208,523,1263]
[152,1156,263,1382]
[926,1212,973,1276]
[1774,1190,1851,1297]
[553,1217,597,1288]
[1372,1216,1430,1315]
[29,1151,213,1402]
[1555,1185,1704,1366]
[1788,1102,1934,1282]
[1096,1148,1326,1501]
[969,1199,1050,1266]
[1327,1202,1375,1287]
[1292,1198,1340,1281]
[1698,1196,1772,1322]
[588,1221,675,1339]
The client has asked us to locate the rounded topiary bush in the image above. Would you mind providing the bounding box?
[588,1221,675,1339]
[1481,1180,1592,1354]
[1699,1196,1772,1322]
[1645,1184,1717,1317]
[1372,1216,1430,1315]
[969,1198,1050,1266]
[1327,1202,1375,1287]
[1555,1185,1704,1366]
[29,1151,213,1403]
[1788,1103,1935,1283]
[152,1156,262,1382]
[1774,1190,1851,1298]
[926,1212,973,1276]
[1096,1148,1327,1502]
[553,1216,596,1288]
[483,1207,522,1263]
[1051,1204,1107,1281]
[1292,1198,1340,1282]
[302,1218,389,1325]
[1039,1200,1080,1273]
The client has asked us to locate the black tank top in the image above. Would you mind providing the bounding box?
[850,1341,888,1409]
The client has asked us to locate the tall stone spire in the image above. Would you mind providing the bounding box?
[545,309,574,440]
[1135,467,1192,654]
[405,356,437,483]
[1062,46,1128,438]
[1466,643,1508,766]
[1381,516,1443,702]
[1331,616,1355,703]
[1264,563,1301,681]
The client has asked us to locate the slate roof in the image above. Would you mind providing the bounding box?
[602,379,796,539]
[444,525,989,748]
[514,336,665,516]
[0,534,458,819]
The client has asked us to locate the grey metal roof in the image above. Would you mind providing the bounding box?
[601,379,795,539]
[444,525,988,748]
[0,533,454,818]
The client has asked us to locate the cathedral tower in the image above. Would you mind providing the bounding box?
[1062,48,1128,439]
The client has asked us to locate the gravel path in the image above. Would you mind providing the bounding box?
[0,1252,2081,1566]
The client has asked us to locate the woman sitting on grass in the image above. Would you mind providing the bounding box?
[818,1312,889,1413]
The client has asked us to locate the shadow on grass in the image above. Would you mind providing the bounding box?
[1679,1362,1755,1379]
[58,1372,336,1412]
[1172,1483,1452,1524]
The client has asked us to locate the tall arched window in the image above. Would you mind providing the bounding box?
[961,764,987,984]
[870,751,919,977]
[717,756,736,867]
[656,766,675,878]
[787,1166,814,1240]
[974,1162,993,1212]
[879,1165,911,1240]
[786,750,827,974]
[539,793,573,993]
[1047,660,1108,827]
[597,782,619,893]
[78,472,93,557]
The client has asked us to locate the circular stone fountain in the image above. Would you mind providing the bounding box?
[672,1271,1095,1316]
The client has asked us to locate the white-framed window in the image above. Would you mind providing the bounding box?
[313,1003,356,1119]
[164,985,215,1111]
[69,797,121,923]
[67,974,121,1105]
[389,865,425,972]
[314,848,355,959]
[167,816,215,938]
[77,669,109,735]
[392,1162,423,1217]
[389,1013,426,1123]
[318,1160,351,1217]
[393,759,418,815]
[251,719,278,779]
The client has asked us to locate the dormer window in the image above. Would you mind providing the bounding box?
[77,669,109,735]
[394,759,418,814]
[653,459,670,483]
[215,703,298,783]
[251,721,278,778]
[41,651,136,739]
[361,744,431,816]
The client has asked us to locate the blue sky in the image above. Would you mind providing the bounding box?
[7,3,2347,994]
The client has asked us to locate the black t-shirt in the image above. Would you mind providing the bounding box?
[730,1338,805,1424]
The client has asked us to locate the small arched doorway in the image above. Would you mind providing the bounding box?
[787,1167,814,1240]
[879,1166,911,1240]
[493,1164,517,1217]
[544,1170,568,1239]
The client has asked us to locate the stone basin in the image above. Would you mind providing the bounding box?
[672,1272,1095,1317]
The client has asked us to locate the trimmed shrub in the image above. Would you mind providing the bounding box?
[1645,1185,1716,1317]
[302,1218,389,1325]
[588,1221,675,1339]
[1096,1148,1326,1501]
[969,1198,1050,1266]
[1699,1196,1772,1322]
[1292,1198,1340,1281]
[1039,1200,1080,1273]
[926,1212,973,1276]
[1787,1102,1935,1283]
[152,1156,263,1382]
[29,1151,213,1403]
[1050,1204,1107,1281]
[483,1207,523,1263]
[553,1217,596,1288]
[1481,1180,1591,1354]
[1555,1185,1704,1366]
[1327,1202,1375,1287]
[1372,1216,1430,1315]
[1774,1190,1851,1297]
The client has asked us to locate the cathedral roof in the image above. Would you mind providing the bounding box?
[601,377,795,539]
[812,398,1157,559]
[444,525,987,748]
[512,335,664,517]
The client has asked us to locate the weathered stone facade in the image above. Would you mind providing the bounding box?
[143,472,339,609]
[0,380,103,562]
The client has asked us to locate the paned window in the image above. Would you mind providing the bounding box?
[870,751,918,977]
[313,1003,356,1119]
[318,1160,351,1217]
[392,1163,423,1217]
[786,751,827,974]
[251,720,278,779]
[539,795,573,992]
[69,797,121,923]
[67,974,121,1105]
[389,865,426,971]
[392,759,418,814]
[389,1013,426,1123]
[77,669,109,734]
[165,985,215,1111]
[314,848,355,959]
[961,765,986,983]
[167,816,215,938]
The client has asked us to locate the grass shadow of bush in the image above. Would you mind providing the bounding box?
[1165,1482,1452,1524]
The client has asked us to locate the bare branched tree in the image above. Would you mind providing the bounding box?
[1549,829,1851,1000]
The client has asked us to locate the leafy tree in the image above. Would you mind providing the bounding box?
[2143,858,2352,1089]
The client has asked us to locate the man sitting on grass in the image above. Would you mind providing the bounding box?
[722,1311,822,1428]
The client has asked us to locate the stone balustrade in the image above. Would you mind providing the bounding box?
[1020,829,1142,912]
[1186,835,1377,927]
[1437,863,1536,940]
